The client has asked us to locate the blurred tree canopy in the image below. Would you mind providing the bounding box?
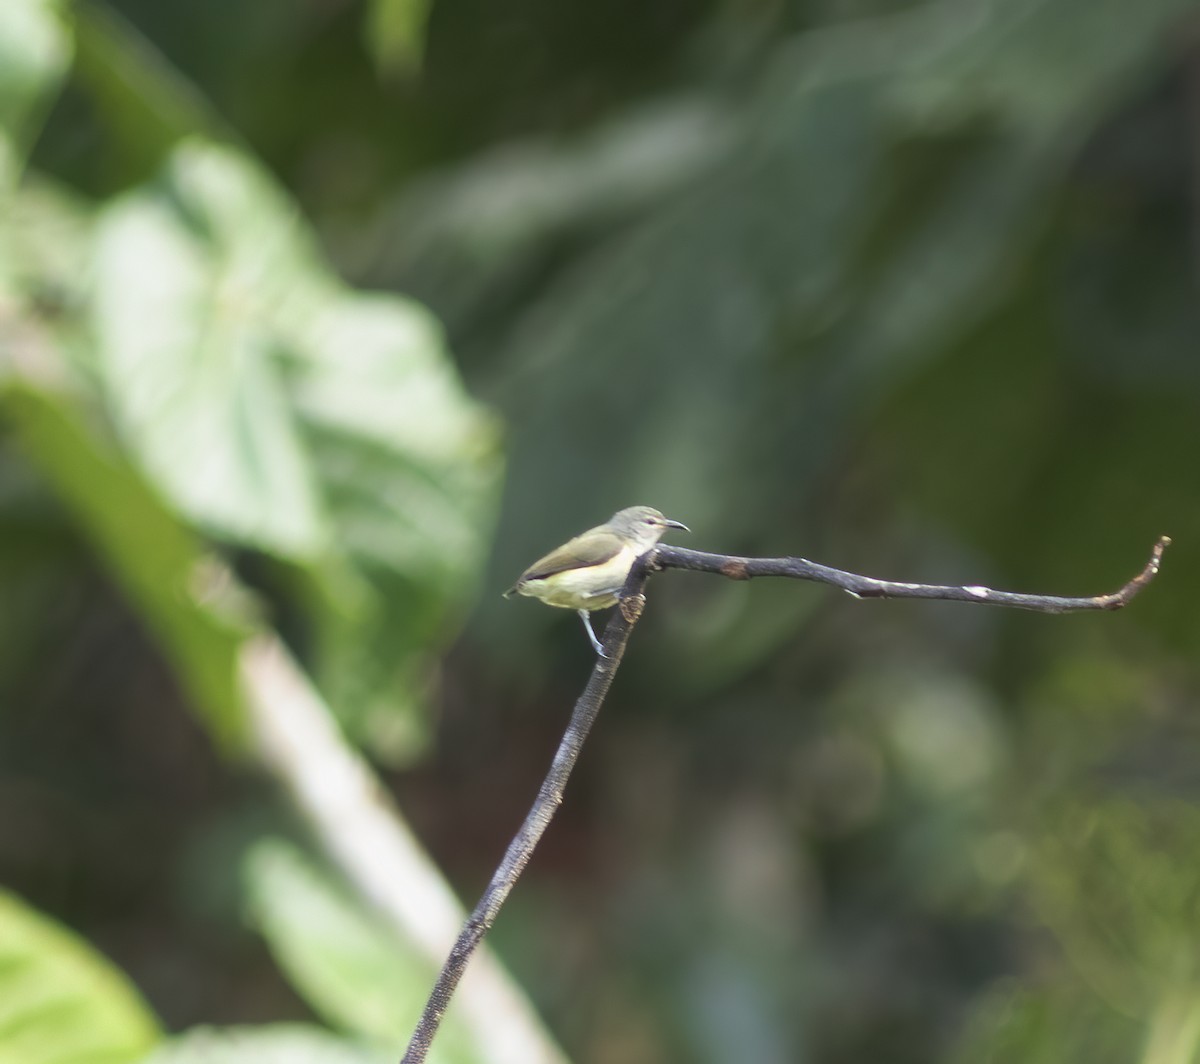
[2,0,1200,1062]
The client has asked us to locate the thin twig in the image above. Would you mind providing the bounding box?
[401,535,1169,1063]
[649,535,1171,611]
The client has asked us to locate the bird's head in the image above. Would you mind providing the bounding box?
[609,506,690,550]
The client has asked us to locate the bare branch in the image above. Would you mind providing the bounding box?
[401,571,652,1064]
[401,535,1169,1062]
[649,535,1170,612]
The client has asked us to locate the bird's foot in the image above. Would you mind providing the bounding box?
[578,610,608,658]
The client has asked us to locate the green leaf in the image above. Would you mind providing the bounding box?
[141,1025,386,1064]
[283,292,502,754]
[288,294,496,583]
[0,888,161,1064]
[366,0,432,76]
[242,841,477,1063]
[91,142,329,557]
[89,138,502,757]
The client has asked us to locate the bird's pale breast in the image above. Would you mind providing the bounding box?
[515,545,638,610]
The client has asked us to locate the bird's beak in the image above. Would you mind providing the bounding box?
[664,519,690,532]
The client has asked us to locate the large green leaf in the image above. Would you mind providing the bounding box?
[242,841,477,1063]
[89,140,502,754]
[0,888,161,1064]
[142,1025,386,1064]
[90,142,328,556]
[282,290,501,751]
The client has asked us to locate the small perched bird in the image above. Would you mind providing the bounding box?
[505,505,690,655]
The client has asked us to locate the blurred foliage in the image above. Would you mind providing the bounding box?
[142,1025,388,1064]
[3,385,252,746]
[85,136,502,752]
[2,0,500,1059]
[0,887,160,1064]
[2,0,1200,1061]
[243,840,475,1062]
[2,0,502,758]
[367,0,434,75]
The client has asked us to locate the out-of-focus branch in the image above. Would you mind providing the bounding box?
[240,634,569,1064]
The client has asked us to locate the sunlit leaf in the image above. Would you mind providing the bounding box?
[88,139,501,755]
[0,888,161,1064]
[91,143,328,557]
[283,292,501,752]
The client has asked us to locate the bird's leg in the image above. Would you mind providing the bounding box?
[577,610,607,657]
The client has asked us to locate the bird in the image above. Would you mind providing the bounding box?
[504,505,690,655]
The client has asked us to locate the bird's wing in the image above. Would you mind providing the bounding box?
[516,527,626,584]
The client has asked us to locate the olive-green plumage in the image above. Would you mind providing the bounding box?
[505,506,689,653]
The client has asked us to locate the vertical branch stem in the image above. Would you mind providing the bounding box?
[401,567,651,1063]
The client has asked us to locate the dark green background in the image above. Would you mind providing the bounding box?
[3,1,1200,1061]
